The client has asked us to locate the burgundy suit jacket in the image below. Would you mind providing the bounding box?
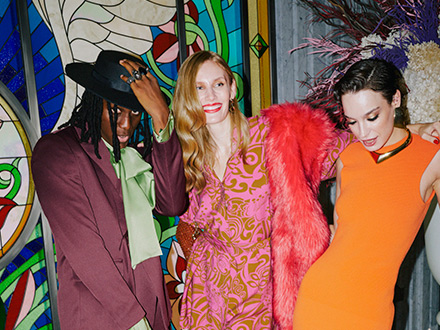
[31,126,187,330]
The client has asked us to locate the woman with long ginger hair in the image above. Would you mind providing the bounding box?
[173,51,250,193]
[174,50,271,329]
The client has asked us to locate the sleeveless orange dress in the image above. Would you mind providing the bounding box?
[292,134,439,329]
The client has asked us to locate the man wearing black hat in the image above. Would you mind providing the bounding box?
[31,50,187,330]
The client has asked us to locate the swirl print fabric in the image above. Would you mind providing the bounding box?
[179,116,273,329]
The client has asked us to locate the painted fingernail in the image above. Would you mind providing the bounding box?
[434,138,439,144]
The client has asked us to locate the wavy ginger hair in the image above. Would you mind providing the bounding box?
[173,51,250,192]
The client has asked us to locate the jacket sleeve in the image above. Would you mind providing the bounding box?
[149,129,188,216]
[31,133,145,329]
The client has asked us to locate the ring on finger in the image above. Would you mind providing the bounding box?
[126,76,136,85]
[139,66,149,76]
[132,70,142,80]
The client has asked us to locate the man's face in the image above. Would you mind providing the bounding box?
[101,100,142,149]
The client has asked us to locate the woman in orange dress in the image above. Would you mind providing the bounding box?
[292,59,440,329]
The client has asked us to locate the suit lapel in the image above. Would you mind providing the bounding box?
[73,127,129,237]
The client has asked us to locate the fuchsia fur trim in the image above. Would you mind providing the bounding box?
[262,102,335,329]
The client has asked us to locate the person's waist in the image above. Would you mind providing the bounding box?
[201,232,270,252]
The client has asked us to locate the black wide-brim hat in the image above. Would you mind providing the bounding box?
[65,50,146,112]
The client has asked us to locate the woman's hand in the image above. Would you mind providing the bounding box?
[408,122,440,145]
[119,59,169,133]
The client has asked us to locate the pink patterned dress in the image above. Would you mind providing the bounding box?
[180,116,272,329]
[179,116,354,329]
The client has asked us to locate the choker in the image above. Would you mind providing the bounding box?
[370,130,412,164]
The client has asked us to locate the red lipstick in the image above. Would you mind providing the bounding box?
[203,103,222,113]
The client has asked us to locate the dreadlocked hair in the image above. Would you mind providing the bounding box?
[59,90,103,158]
[60,90,152,162]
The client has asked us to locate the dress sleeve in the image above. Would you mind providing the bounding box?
[321,129,357,180]
[31,134,146,329]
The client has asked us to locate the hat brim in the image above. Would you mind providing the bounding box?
[66,61,145,113]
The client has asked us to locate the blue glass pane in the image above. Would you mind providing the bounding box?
[193,0,206,11]
[3,263,17,279]
[28,2,41,33]
[36,78,64,103]
[225,1,242,31]
[160,243,170,270]
[227,30,242,67]
[34,310,50,327]
[16,87,27,107]
[198,11,215,42]
[40,38,59,63]
[39,262,47,277]
[8,71,24,93]
[33,52,48,73]
[36,57,62,89]
[46,306,52,319]
[0,1,9,18]
[33,270,46,287]
[156,62,179,84]
[0,0,17,48]
[27,237,44,253]
[208,40,216,50]
[150,25,164,39]
[0,0,64,133]
[0,64,16,83]
[30,22,52,54]
[41,111,60,135]
[41,92,64,115]
[2,31,21,71]
[20,246,35,259]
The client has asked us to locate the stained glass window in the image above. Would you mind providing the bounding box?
[0,1,248,329]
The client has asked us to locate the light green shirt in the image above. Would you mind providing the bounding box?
[131,317,152,330]
[152,111,174,143]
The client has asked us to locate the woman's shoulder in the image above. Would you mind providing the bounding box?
[412,133,440,148]
[411,133,440,159]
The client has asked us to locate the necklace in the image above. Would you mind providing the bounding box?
[370,129,412,164]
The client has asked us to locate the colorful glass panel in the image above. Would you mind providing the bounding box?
[0,223,52,330]
[149,0,246,113]
[0,0,64,136]
[0,94,34,260]
[0,3,54,329]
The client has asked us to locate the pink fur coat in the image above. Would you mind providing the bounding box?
[262,102,335,329]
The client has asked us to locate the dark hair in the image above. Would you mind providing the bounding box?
[334,59,409,127]
[60,90,152,162]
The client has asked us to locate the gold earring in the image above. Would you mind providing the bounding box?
[229,99,235,113]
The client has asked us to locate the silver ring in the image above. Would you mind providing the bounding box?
[139,66,149,76]
[126,76,136,85]
[132,70,142,80]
